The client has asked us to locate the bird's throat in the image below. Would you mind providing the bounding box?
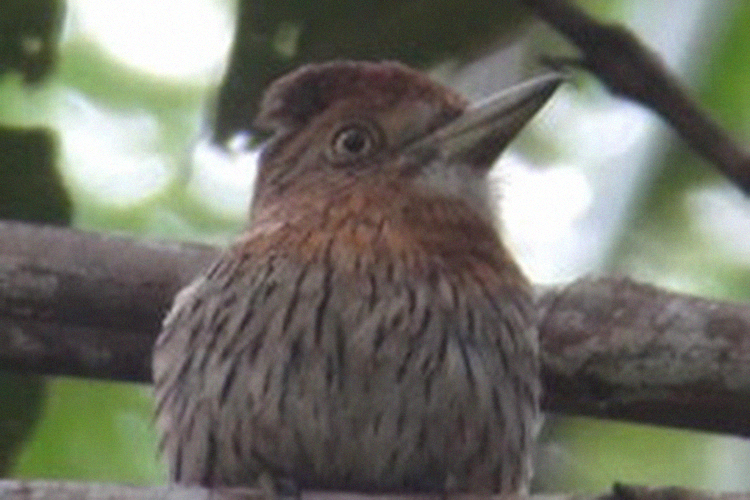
[245,183,522,287]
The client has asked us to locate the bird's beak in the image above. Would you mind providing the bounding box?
[412,73,564,169]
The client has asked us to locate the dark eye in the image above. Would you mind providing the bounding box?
[328,122,380,161]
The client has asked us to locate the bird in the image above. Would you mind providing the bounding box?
[152,60,561,496]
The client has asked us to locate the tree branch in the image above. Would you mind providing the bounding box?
[539,277,750,436]
[0,480,261,500]
[0,482,746,500]
[0,220,214,381]
[0,220,748,436]
[522,0,750,193]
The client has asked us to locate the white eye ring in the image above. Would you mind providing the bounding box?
[328,121,381,161]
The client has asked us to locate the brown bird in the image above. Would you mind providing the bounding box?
[153,61,560,495]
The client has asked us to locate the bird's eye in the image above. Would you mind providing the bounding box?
[328,122,380,161]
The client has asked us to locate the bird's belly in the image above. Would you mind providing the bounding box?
[243,345,505,492]
[224,276,534,493]
[158,256,537,494]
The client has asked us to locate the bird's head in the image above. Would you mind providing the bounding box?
[252,61,561,221]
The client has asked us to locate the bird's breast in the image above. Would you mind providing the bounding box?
[244,186,523,287]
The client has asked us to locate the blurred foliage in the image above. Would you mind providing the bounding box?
[701,1,750,134]
[0,0,65,83]
[0,0,70,478]
[538,418,715,493]
[0,125,66,474]
[0,372,44,475]
[611,2,750,302]
[10,378,164,483]
[0,126,71,223]
[214,0,532,142]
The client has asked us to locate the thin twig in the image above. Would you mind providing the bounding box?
[522,0,750,192]
[0,221,748,435]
